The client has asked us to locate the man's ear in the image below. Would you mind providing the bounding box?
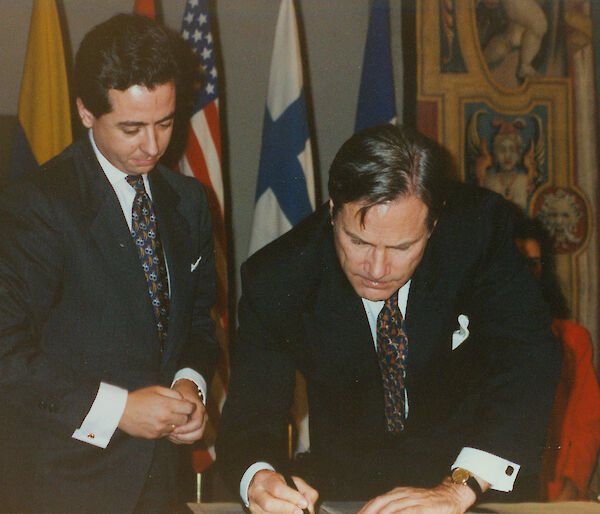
[76,98,95,129]
[329,199,335,225]
[428,218,439,238]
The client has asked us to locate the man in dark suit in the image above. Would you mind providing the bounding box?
[216,124,561,513]
[0,14,218,513]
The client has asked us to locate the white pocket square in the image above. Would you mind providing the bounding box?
[452,314,470,350]
[190,255,202,272]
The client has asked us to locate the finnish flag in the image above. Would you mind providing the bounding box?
[248,0,315,257]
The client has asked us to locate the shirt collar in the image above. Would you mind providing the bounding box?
[87,129,151,194]
[362,279,411,315]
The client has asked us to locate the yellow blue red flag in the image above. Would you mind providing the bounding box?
[11,0,72,178]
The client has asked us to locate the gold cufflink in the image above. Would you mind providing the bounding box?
[87,433,95,439]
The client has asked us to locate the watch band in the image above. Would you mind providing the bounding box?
[464,475,483,499]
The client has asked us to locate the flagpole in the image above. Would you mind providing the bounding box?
[178,0,230,480]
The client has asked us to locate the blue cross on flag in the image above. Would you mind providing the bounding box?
[248,0,315,257]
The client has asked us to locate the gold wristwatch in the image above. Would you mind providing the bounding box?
[451,468,483,500]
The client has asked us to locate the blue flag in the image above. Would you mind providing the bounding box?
[355,0,397,132]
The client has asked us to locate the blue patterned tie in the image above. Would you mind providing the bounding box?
[126,175,170,351]
[376,290,408,432]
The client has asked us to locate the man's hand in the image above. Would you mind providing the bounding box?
[118,385,195,439]
[169,378,207,444]
[358,478,477,514]
[248,469,319,514]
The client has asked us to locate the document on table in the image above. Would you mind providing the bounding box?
[188,500,600,513]
[319,503,365,513]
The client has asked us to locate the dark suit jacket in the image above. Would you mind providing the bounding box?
[0,137,218,513]
[217,182,561,501]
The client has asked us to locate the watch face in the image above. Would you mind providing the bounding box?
[452,467,472,484]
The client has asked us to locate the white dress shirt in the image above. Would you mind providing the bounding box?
[71,130,206,449]
[239,280,519,505]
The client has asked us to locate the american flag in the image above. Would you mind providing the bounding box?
[179,0,229,473]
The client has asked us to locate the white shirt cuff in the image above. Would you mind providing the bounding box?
[452,447,520,492]
[72,382,128,448]
[172,367,207,404]
[240,462,275,507]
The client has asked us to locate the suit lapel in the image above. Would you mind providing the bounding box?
[298,231,385,435]
[404,224,448,391]
[148,169,191,365]
[301,234,378,379]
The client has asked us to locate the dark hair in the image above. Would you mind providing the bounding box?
[74,13,198,118]
[328,124,448,231]
[512,210,569,319]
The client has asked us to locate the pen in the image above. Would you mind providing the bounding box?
[284,474,310,514]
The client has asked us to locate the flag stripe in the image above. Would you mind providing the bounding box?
[190,106,224,212]
[201,100,222,158]
[180,136,226,250]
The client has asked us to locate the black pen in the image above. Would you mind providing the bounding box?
[284,474,310,514]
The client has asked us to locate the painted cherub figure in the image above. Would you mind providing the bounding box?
[484,118,531,209]
[468,113,544,210]
[481,0,548,79]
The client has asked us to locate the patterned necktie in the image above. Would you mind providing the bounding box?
[126,175,170,351]
[376,290,408,433]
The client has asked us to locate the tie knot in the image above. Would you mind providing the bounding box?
[385,290,399,309]
[377,289,402,325]
[126,175,146,194]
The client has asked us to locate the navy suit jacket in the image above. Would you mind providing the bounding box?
[0,137,218,512]
[217,182,560,501]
